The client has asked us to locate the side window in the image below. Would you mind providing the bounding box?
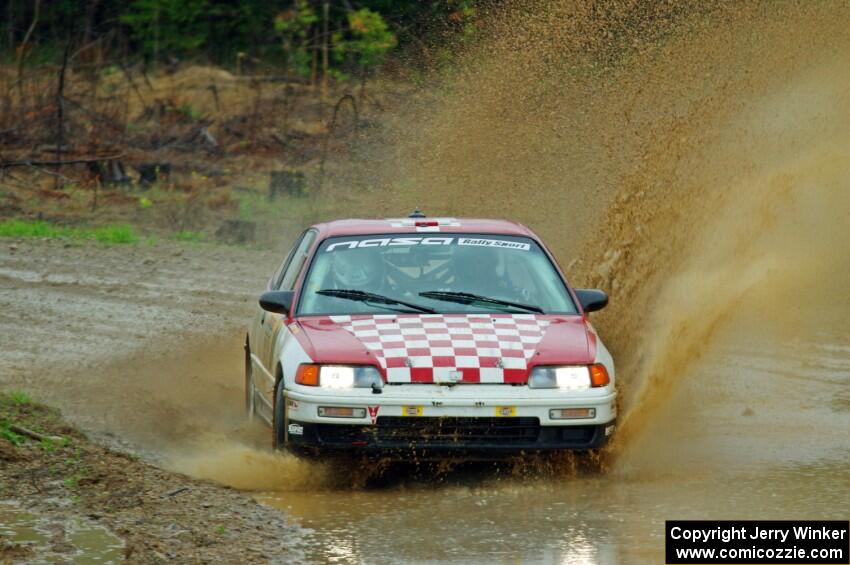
[272,234,303,289]
[278,230,317,290]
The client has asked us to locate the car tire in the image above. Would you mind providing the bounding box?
[272,375,287,450]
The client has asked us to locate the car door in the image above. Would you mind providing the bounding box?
[257,229,317,405]
[250,232,301,409]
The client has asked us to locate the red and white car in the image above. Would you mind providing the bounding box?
[245,213,616,457]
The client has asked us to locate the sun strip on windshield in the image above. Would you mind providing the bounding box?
[323,236,530,252]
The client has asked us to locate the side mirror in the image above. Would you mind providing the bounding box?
[575,289,608,313]
[259,290,295,315]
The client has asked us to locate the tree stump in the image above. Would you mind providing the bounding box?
[215,219,256,245]
[137,162,172,186]
[87,160,131,185]
[269,170,306,200]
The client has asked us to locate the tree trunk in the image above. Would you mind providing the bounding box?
[322,2,329,102]
[55,41,70,190]
[6,0,14,51]
[82,0,102,55]
[16,0,41,101]
[310,27,318,93]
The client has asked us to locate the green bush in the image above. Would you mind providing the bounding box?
[0,220,139,245]
[121,0,211,58]
[274,0,318,76]
[334,8,397,72]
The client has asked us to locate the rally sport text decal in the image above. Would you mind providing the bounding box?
[325,237,530,251]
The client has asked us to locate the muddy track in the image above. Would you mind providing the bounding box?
[0,398,307,564]
[0,237,275,455]
[0,237,308,562]
[0,238,276,379]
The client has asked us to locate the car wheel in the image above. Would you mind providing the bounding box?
[272,376,287,450]
[244,344,255,421]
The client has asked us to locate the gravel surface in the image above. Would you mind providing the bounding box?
[0,237,315,564]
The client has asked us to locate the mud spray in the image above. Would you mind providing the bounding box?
[378,0,850,472]
[60,335,350,491]
[70,1,850,489]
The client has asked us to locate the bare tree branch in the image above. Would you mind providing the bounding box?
[0,155,124,169]
[16,0,41,100]
[55,39,71,189]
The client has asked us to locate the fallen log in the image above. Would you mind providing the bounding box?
[9,424,63,443]
[0,154,124,169]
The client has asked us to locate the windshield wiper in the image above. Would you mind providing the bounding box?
[317,289,437,314]
[419,291,544,314]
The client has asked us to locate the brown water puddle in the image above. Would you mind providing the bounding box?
[260,462,847,564]
[256,333,849,564]
[0,502,124,564]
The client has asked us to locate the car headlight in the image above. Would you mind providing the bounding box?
[528,365,610,389]
[295,364,384,389]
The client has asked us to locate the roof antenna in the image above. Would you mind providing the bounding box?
[408,208,426,218]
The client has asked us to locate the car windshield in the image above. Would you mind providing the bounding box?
[297,234,577,315]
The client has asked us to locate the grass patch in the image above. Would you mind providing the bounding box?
[0,390,33,446]
[92,225,137,244]
[0,220,139,245]
[64,471,84,489]
[5,391,31,405]
[0,422,26,446]
[171,230,204,243]
[1,389,60,426]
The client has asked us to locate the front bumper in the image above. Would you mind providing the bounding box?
[283,384,616,457]
[287,418,615,457]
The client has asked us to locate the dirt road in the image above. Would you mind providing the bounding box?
[0,238,315,562]
[1,233,847,564]
[0,237,278,446]
[0,238,272,382]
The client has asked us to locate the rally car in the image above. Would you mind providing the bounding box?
[245,212,616,457]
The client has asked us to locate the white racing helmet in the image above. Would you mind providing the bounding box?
[330,248,383,288]
[453,245,502,287]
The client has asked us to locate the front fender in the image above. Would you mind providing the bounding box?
[272,322,314,390]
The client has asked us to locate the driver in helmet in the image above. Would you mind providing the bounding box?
[452,245,499,292]
[327,247,387,292]
[451,244,530,302]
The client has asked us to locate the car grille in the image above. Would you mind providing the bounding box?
[376,417,540,444]
[316,417,541,447]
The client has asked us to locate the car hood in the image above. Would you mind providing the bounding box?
[294,313,594,384]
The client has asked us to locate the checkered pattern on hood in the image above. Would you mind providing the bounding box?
[328,314,551,383]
